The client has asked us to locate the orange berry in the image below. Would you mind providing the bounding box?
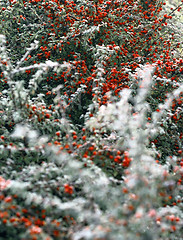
[45,113,51,118]
[82,136,86,140]
[56,131,60,136]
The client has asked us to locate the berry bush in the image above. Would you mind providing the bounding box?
[0,0,183,239]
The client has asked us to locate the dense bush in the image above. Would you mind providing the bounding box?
[0,0,183,239]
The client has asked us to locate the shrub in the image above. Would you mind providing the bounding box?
[0,0,183,239]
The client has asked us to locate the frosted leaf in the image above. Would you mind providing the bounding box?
[9,180,29,190]
[13,111,22,122]
[27,130,38,139]
[73,228,93,240]
[0,35,6,43]
[95,175,109,186]
[125,174,138,188]
[11,124,29,138]
[46,60,59,67]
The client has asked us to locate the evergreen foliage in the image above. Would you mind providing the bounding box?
[0,0,182,239]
